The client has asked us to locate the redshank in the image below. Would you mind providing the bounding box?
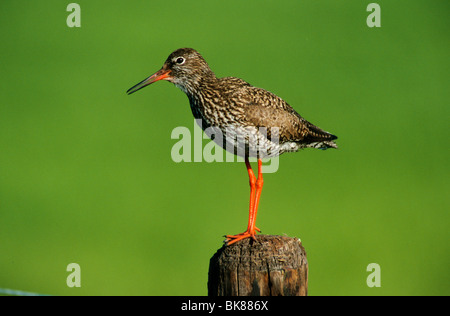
[127,48,337,245]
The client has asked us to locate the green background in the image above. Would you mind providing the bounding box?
[0,0,448,296]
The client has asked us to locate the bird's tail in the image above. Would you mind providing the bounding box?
[303,124,338,150]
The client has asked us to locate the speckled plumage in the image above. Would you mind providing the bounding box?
[127,47,337,157]
[127,48,338,245]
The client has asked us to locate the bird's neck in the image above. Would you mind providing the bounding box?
[175,74,218,124]
[176,72,217,98]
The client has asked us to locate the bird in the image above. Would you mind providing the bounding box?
[127,48,337,246]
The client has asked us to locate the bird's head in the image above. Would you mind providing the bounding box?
[127,48,214,95]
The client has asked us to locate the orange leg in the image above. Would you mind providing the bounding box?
[226,158,264,246]
[250,159,263,234]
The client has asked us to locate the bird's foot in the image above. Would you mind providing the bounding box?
[229,227,261,236]
[225,228,260,246]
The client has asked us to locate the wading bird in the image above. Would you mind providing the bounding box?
[127,48,337,245]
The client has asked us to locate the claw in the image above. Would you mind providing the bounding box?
[226,227,260,238]
[225,230,258,245]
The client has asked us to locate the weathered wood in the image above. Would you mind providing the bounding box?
[208,235,308,296]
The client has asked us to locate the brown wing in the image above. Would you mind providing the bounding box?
[239,86,337,145]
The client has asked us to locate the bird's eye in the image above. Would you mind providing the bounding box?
[175,57,185,65]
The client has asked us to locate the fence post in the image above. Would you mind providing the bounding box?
[208,235,308,296]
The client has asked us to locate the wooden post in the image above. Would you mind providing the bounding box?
[208,235,308,296]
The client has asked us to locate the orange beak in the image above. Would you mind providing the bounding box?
[127,68,171,95]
